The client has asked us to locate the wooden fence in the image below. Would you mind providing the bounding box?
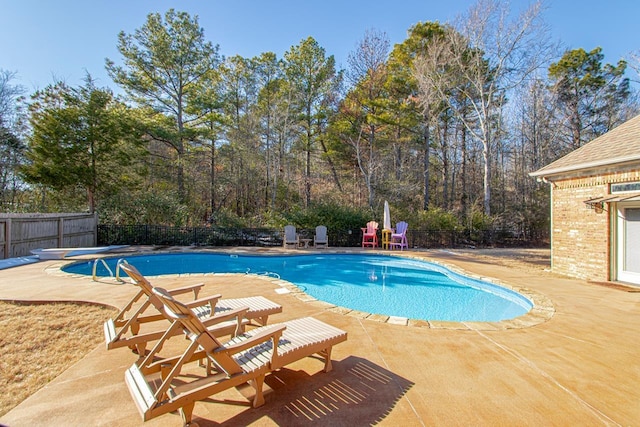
[0,213,98,259]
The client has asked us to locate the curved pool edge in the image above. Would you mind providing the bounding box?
[49,248,555,330]
[266,254,555,330]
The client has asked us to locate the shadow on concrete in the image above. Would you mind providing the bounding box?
[192,356,414,426]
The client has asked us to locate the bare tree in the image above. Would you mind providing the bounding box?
[347,29,390,85]
[629,50,640,83]
[0,70,27,210]
[414,0,555,215]
[0,70,24,127]
[344,29,390,208]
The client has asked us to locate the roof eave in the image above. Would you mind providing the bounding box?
[529,155,640,179]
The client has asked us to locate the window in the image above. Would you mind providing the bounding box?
[611,182,640,193]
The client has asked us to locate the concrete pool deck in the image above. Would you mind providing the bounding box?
[1,247,639,426]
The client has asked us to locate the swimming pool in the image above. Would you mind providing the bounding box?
[63,253,532,322]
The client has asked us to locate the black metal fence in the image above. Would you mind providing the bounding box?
[98,224,546,249]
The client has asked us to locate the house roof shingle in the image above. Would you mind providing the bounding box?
[530,114,640,178]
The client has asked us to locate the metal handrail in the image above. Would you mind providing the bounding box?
[115,258,128,282]
[244,268,281,279]
[92,258,114,281]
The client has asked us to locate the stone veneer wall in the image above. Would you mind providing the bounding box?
[550,169,640,281]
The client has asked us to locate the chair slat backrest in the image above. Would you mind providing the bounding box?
[284,225,297,240]
[119,261,166,312]
[366,221,378,233]
[395,221,408,235]
[152,287,244,375]
[315,225,327,240]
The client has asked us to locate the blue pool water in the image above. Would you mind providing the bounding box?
[63,253,532,322]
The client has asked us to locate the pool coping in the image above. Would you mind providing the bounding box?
[48,248,555,331]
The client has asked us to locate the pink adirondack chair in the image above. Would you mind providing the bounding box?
[389,221,408,250]
[361,221,379,248]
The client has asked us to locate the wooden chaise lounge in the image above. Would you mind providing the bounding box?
[125,287,348,425]
[105,260,283,354]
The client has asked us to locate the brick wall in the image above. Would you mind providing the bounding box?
[550,169,640,281]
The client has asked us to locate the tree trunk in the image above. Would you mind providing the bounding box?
[210,130,216,216]
[441,119,450,210]
[87,188,95,213]
[395,126,403,181]
[265,108,272,209]
[570,96,582,149]
[368,123,376,209]
[176,96,186,204]
[460,122,468,216]
[482,141,491,216]
[422,113,430,211]
[318,135,343,192]
[305,107,312,208]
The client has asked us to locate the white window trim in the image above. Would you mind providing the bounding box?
[616,202,640,285]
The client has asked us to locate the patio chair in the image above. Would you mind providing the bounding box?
[283,225,299,249]
[314,225,329,248]
[105,260,283,355]
[361,221,379,248]
[389,221,409,251]
[125,286,348,425]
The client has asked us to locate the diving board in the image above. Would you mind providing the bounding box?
[31,245,129,260]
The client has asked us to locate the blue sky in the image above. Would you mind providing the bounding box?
[2,0,638,92]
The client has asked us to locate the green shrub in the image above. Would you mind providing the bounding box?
[99,189,188,226]
[279,202,371,231]
[390,206,461,231]
[206,208,250,228]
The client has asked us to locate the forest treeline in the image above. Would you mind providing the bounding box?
[1,1,638,240]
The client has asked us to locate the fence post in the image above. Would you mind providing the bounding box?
[58,217,64,247]
[3,218,11,259]
[93,212,98,246]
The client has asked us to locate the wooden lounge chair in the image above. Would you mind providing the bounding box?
[105,260,283,355]
[283,225,299,249]
[361,221,379,248]
[389,221,409,250]
[125,287,347,425]
[313,225,328,248]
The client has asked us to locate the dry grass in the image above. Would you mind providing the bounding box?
[0,301,117,417]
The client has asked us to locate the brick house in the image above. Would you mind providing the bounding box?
[530,114,640,285]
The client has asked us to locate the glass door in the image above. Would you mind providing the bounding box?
[617,206,640,284]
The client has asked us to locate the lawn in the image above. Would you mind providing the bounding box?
[0,301,116,416]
